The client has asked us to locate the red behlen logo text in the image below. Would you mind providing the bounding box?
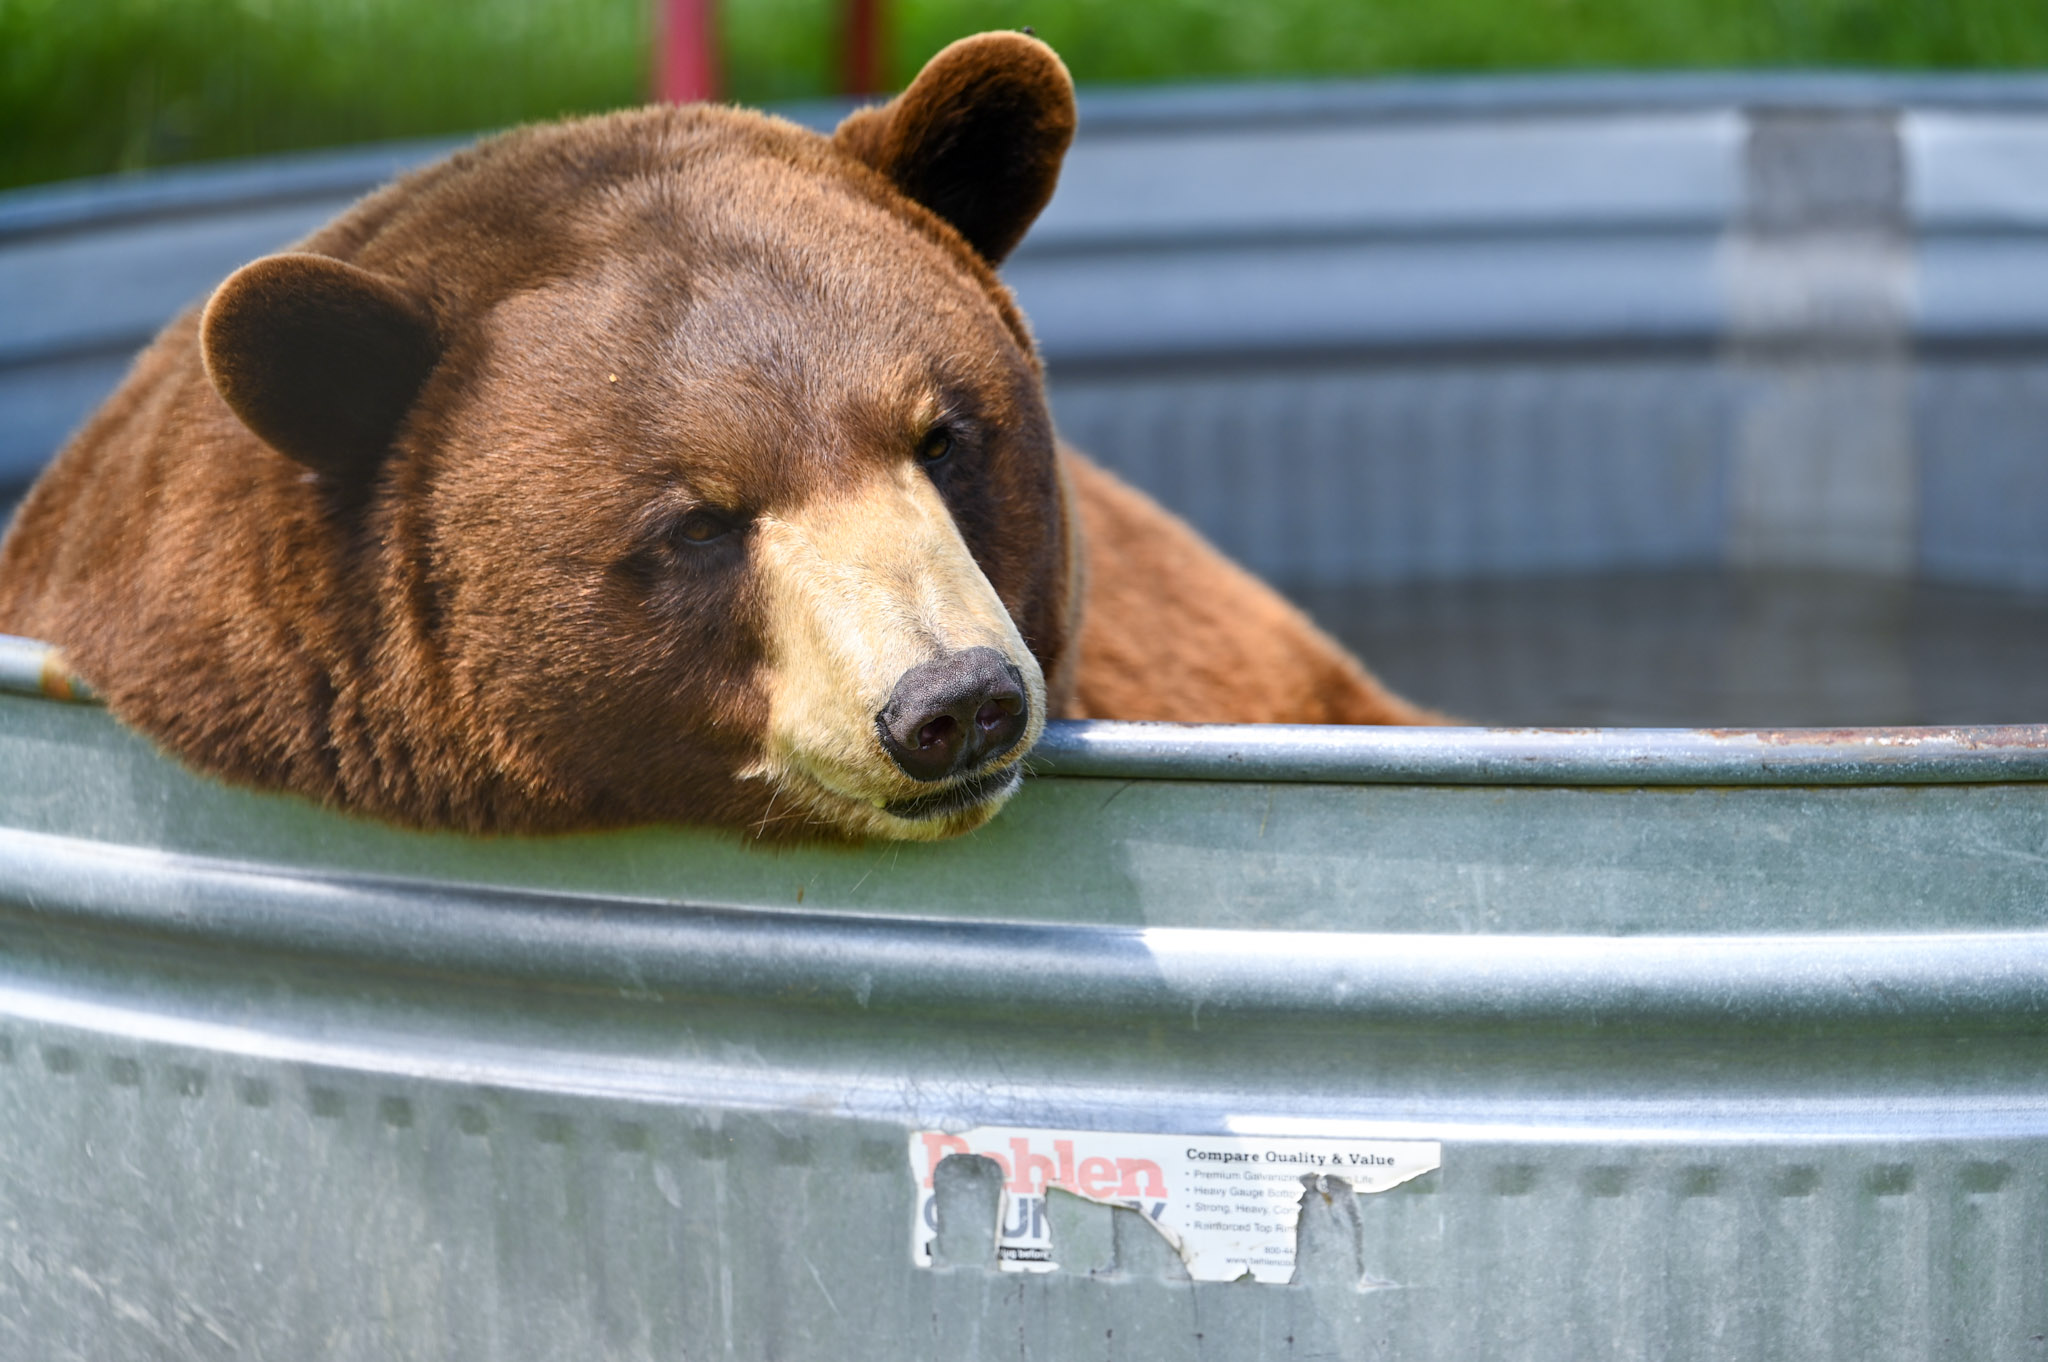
[920,1132,1167,1201]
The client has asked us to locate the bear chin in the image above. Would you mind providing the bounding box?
[766,760,1028,843]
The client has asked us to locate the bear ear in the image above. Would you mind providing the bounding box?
[201,252,441,484]
[833,31,1076,266]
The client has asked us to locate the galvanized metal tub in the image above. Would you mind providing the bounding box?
[6,75,2048,1359]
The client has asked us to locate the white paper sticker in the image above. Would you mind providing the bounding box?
[910,1125,1440,1283]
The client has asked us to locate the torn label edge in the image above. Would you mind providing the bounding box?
[909,1124,1442,1283]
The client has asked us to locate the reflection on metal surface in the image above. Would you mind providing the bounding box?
[10,822,2048,1031]
[1726,110,1916,575]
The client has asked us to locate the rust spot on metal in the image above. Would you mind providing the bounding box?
[37,648,92,703]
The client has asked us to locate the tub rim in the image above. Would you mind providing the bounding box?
[7,632,2046,788]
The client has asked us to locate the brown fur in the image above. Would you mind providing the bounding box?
[0,32,1432,841]
[833,37,1074,265]
[1065,454,1437,724]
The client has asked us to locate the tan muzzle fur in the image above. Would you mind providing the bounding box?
[746,461,1047,839]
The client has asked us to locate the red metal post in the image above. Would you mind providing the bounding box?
[842,0,886,97]
[657,0,720,104]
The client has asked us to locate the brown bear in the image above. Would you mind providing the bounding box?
[0,32,1432,842]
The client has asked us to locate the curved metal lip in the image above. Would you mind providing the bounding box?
[1027,719,2048,786]
[7,633,2044,788]
[4,825,2047,1028]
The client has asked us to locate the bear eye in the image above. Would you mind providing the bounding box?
[671,509,738,547]
[916,426,955,466]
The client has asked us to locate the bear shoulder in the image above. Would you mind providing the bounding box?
[1062,450,1440,725]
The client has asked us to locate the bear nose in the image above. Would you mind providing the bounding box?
[876,646,1030,783]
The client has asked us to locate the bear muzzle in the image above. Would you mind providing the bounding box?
[747,463,1048,838]
[875,646,1030,786]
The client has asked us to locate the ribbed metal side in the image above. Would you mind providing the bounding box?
[2,1037,2039,1362]
[0,690,2044,1358]
[1046,362,1733,585]
[1918,360,2048,590]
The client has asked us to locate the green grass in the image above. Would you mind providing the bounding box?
[0,0,650,190]
[6,0,2048,191]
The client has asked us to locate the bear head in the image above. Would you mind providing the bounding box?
[159,34,1079,839]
